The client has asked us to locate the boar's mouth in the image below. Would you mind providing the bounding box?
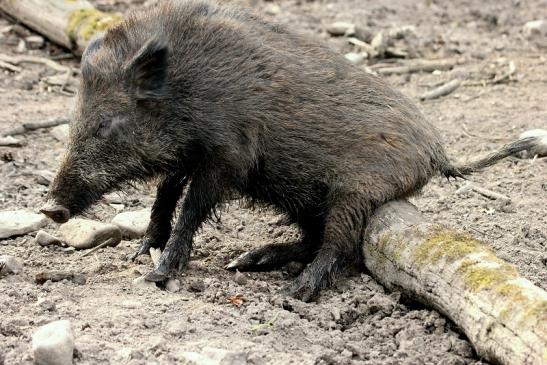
[39,202,71,224]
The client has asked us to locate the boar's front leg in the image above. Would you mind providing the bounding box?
[129,174,188,261]
[144,169,224,282]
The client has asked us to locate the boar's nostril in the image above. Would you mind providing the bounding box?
[39,204,70,224]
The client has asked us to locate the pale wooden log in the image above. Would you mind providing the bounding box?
[364,200,546,365]
[0,0,121,55]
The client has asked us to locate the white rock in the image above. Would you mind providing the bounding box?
[0,255,23,275]
[519,129,547,158]
[264,4,280,16]
[35,230,63,247]
[179,347,247,365]
[32,320,74,365]
[25,35,45,49]
[111,209,150,239]
[344,52,367,64]
[523,19,547,38]
[58,219,121,250]
[166,278,181,293]
[132,276,157,290]
[0,210,48,239]
[326,22,355,36]
[50,124,69,143]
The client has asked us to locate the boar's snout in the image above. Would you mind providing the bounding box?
[40,202,70,224]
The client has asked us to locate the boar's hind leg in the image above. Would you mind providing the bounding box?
[144,169,225,282]
[129,174,188,261]
[282,197,367,302]
[225,232,318,272]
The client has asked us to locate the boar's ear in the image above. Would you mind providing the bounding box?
[125,38,169,99]
[81,35,103,78]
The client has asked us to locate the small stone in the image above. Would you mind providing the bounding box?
[16,39,26,53]
[189,279,206,292]
[0,255,23,275]
[103,192,124,204]
[35,230,63,247]
[0,210,48,239]
[50,124,69,143]
[166,278,181,292]
[36,297,56,312]
[34,170,55,186]
[354,25,374,43]
[179,347,247,365]
[264,4,280,16]
[25,35,45,49]
[32,320,74,365]
[326,22,355,36]
[111,209,150,239]
[344,52,367,64]
[523,19,547,38]
[234,270,248,285]
[518,129,547,158]
[132,276,157,290]
[58,219,121,250]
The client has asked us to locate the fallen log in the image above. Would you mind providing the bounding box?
[364,200,546,365]
[0,0,121,55]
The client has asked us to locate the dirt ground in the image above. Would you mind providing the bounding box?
[0,0,546,364]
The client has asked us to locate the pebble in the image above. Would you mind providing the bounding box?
[32,320,74,365]
[179,347,247,365]
[0,255,23,275]
[523,19,547,38]
[58,219,121,250]
[264,4,280,16]
[35,230,63,247]
[344,52,367,65]
[34,170,55,186]
[132,276,157,290]
[36,297,56,312]
[50,124,69,143]
[234,270,248,285]
[0,210,48,239]
[166,278,181,292]
[326,21,355,36]
[111,209,150,239]
[519,129,547,158]
[25,35,45,49]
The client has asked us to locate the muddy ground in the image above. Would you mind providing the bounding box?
[0,0,546,364]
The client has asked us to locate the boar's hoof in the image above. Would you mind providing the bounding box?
[281,277,320,303]
[127,239,152,262]
[144,268,170,283]
[39,204,70,224]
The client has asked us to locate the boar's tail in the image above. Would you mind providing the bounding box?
[439,136,539,179]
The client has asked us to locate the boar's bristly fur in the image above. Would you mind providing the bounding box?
[43,0,537,301]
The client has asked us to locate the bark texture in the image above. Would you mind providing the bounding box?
[364,200,547,365]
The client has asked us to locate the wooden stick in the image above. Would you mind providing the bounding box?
[364,200,546,365]
[1,117,69,137]
[420,78,462,100]
[0,136,22,147]
[0,53,71,73]
[81,237,118,257]
[373,58,464,75]
[0,59,21,72]
[0,0,121,55]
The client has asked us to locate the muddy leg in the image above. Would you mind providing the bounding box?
[144,169,224,282]
[129,174,188,261]
[283,197,367,302]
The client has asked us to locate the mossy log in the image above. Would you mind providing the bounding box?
[364,200,546,365]
[0,0,121,55]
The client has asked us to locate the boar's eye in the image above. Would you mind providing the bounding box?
[95,119,112,137]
